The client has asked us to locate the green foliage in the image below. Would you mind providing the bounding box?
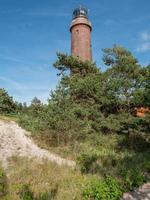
[77,151,99,173]
[133,65,150,107]
[17,46,150,198]
[102,45,144,111]
[143,161,150,173]
[19,184,58,200]
[121,168,146,191]
[54,52,99,76]
[82,176,123,200]
[19,114,44,133]
[29,97,45,117]
[19,184,34,200]
[0,167,7,198]
[19,47,150,145]
[0,88,17,114]
[38,185,58,200]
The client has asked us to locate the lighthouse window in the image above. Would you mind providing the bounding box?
[80,10,85,15]
[76,29,79,34]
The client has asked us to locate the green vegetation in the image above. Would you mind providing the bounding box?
[4,157,87,200]
[82,176,123,200]
[121,168,146,191]
[0,45,150,199]
[0,88,27,120]
[0,165,7,199]
[0,89,17,114]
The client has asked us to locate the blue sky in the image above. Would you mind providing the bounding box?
[0,0,150,104]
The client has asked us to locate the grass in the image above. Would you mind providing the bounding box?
[0,164,7,199]
[0,115,90,199]
[0,114,18,122]
[1,152,149,199]
[0,114,149,199]
[30,132,122,160]
[22,128,150,192]
[4,157,90,200]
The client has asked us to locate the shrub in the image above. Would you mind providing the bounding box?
[121,168,146,191]
[0,88,16,114]
[19,184,34,200]
[18,182,58,200]
[38,184,58,200]
[77,151,99,173]
[82,176,123,200]
[143,161,150,173]
[0,167,7,198]
[38,192,51,200]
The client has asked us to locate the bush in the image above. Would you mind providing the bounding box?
[0,167,7,198]
[38,192,52,200]
[19,184,34,200]
[38,188,58,200]
[0,88,16,114]
[77,151,99,173]
[19,183,58,200]
[121,168,146,191]
[143,161,150,173]
[82,176,123,200]
[38,184,58,200]
[19,114,42,133]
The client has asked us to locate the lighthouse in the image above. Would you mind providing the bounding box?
[70,6,92,61]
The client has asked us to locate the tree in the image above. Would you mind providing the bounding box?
[132,65,150,107]
[0,88,16,114]
[143,65,150,107]
[29,97,44,116]
[52,54,107,136]
[54,52,99,76]
[102,45,143,112]
[19,46,150,146]
[15,102,23,112]
[31,97,42,107]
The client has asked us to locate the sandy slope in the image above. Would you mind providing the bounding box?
[0,120,75,168]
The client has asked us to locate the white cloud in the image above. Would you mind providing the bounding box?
[136,43,150,52]
[140,31,150,41]
[136,30,150,52]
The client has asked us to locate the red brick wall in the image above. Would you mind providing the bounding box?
[70,18,92,61]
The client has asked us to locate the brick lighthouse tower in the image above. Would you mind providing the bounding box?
[70,6,92,61]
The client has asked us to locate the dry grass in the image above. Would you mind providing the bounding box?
[0,115,18,122]
[5,156,89,200]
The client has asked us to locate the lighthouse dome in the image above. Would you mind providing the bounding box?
[73,6,88,19]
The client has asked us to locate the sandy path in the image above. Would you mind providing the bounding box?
[122,183,150,200]
[0,120,75,168]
